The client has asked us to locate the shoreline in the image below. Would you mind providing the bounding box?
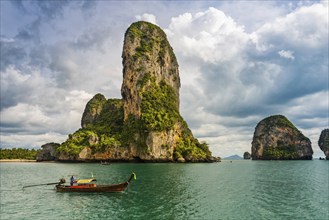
[0,159,37,162]
[0,158,325,163]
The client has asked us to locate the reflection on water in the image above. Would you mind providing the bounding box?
[0,161,328,220]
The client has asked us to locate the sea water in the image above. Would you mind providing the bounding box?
[0,160,328,220]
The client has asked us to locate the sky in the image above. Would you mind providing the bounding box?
[0,0,328,158]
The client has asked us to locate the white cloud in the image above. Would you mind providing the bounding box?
[322,0,329,7]
[286,91,329,122]
[278,50,295,60]
[135,13,157,25]
[167,7,249,63]
[253,2,328,52]
[1,65,30,88]
[1,89,92,133]
[1,132,67,148]
[219,1,287,32]
[1,103,51,130]
[0,37,15,43]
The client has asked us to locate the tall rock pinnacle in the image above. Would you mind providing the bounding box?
[120,21,213,162]
[121,21,180,120]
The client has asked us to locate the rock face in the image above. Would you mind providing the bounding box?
[121,21,180,120]
[36,143,60,161]
[243,152,251,159]
[119,21,212,162]
[318,129,329,159]
[81,94,124,134]
[43,21,216,163]
[81,94,107,128]
[56,94,125,161]
[251,115,313,160]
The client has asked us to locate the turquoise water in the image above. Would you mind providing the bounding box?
[0,161,328,220]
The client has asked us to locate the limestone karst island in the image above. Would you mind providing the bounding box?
[251,115,313,160]
[37,21,218,163]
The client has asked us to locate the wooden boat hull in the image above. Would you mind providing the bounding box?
[56,182,129,193]
[55,173,136,193]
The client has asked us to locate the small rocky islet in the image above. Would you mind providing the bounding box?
[243,152,251,159]
[37,22,327,162]
[251,115,313,160]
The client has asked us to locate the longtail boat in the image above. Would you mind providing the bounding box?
[100,161,111,165]
[55,173,136,193]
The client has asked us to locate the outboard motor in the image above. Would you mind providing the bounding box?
[59,178,66,185]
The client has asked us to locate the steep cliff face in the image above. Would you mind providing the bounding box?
[81,94,107,128]
[55,94,124,161]
[318,129,329,159]
[119,21,213,162]
[81,94,124,135]
[251,115,313,160]
[121,21,180,120]
[42,21,216,162]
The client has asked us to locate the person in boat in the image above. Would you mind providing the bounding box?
[70,175,75,186]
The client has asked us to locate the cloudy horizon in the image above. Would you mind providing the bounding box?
[1,0,328,158]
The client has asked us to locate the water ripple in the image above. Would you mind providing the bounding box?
[0,161,328,219]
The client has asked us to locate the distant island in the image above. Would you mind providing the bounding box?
[37,21,219,163]
[223,155,243,160]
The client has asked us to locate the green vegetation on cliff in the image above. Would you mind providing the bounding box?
[261,115,297,133]
[140,75,179,131]
[121,74,180,152]
[261,115,309,141]
[57,96,124,158]
[174,138,211,161]
[57,129,121,157]
[263,145,298,159]
[57,130,93,157]
[82,94,124,136]
[126,21,177,64]
[86,98,124,136]
[123,71,211,160]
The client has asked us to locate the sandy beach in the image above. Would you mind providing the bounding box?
[0,159,37,162]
